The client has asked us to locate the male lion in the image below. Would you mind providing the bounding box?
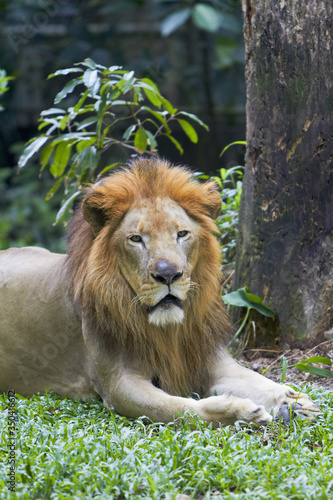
[0,158,320,426]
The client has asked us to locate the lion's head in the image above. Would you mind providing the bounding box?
[67,158,231,395]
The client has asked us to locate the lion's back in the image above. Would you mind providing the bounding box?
[0,247,94,398]
[0,246,64,277]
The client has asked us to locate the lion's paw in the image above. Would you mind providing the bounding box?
[240,400,272,426]
[197,395,272,426]
[275,387,322,424]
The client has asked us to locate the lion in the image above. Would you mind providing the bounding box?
[0,158,320,426]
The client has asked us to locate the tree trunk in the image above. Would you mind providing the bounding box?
[235,0,333,348]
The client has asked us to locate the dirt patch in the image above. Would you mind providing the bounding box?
[240,340,333,391]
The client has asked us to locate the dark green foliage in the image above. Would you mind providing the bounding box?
[0,162,66,252]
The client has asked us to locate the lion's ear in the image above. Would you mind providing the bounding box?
[205,185,222,220]
[82,194,108,235]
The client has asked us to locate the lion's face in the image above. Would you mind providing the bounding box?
[114,197,201,327]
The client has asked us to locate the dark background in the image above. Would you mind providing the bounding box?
[0,0,246,252]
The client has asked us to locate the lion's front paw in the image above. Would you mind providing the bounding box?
[275,388,322,424]
[239,400,272,426]
[196,395,272,427]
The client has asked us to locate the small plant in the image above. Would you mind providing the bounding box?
[198,141,245,266]
[274,355,333,383]
[215,141,245,265]
[18,59,207,222]
[223,286,275,349]
[213,164,243,264]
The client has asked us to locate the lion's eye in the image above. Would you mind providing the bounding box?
[130,235,142,243]
[177,230,189,238]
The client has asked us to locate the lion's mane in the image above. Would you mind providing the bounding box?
[66,158,231,396]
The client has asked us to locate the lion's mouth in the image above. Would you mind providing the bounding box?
[147,294,182,313]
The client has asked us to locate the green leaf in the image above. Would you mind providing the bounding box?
[56,191,82,223]
[178,119,198,143]
[192,4,221,32]
[59,115,71,131]
[50,142,73,177]
[76,138,96,153]
[74,89,90,113]
[298,356,332,365]
[222,287,275,318]
[161,97,177,115]
[45,175,65,200]
[38,118,61,132]
[48,68,83,79]
[140,106,171,134]
[40,141,56,171]
[98,162,122,177]
[78,145,99,173]
[220,141,246,157]
[54,78,82,104]
[81,59,97,70]
[83,69,100,96]
[161,8,192,36]
[70,146,99,184]
[280,356,288,383]
[52,132,92,144]
[18,137,49,168]
[222,165,244,180]
[40,108,66,116]
[295,363,333,378]
[76,117,98,131]
[211,176,223,189]
[141,78,163,108]
[134,128,148,153]
[164,134,184,155]
[123,70,135,82]
[108,65,122,72]
[123,124,137,140]
[178,111,209,131]
[145,130,158,149]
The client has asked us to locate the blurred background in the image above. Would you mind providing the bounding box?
[0,0,246,252]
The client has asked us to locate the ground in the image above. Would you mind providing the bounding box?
[241,340,333,391]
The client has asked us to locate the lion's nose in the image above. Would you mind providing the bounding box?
[152,259,183,285]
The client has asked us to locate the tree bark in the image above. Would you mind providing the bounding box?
[235,0,333,348]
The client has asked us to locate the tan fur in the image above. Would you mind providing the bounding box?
[0,158,321,426]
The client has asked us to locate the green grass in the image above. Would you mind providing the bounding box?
[0,387,332,499]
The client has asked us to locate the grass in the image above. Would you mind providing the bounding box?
[0,387,332,499]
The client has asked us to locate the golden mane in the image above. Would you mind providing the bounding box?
[66,158,231,396]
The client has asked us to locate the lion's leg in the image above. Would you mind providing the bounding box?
[107,368,272,427]
[209,350,321,420]
[81,321,271,427]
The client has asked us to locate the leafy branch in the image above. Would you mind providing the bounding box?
[18,59,208,222]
